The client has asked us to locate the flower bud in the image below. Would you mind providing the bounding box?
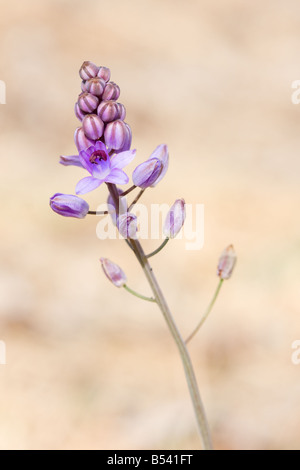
[116,102,126,120]
[163,199,186,239]
[75,102,86,121]
[102,81,120,101]
[97,100,120,122]
[149,144,169,187]
[132,158,162,189]
[117,213,138,239]
[85,77,106,97]
[107,189,128,225]
[50,193,89,218]
[74,127,95,152]
[82,114,104,140]
[78,92,99,113]
[81,81,88,92]
[217,245,237,280]
[100,258,127,288]
[97,66,111,82]
[79,61,99,80]
[104,119,128,150]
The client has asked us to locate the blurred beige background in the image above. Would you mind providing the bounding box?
[0,0,300,450]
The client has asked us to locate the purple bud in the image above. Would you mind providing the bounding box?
[78,92,99,113]
[79,61,99,80]
[82,114,104,140]
[81,81,88,92]
[107,189,128,225]
[75,102,86,121]
[132,158,163,189]
[116,102,126,120]
[50,193,89,218]
[163,199,186,239]
[97,66,111,82]
[104,119,128,150]
[100,258,127,288]
[217,245,237,280]
[117,213,138,239]
[85,77,106,97]
[97,100,120,122]
[74,127,95,152]
[102,81,120,101]
[150,144,169,187]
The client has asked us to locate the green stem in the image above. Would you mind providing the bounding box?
[124,285,156,303]
[107,183,213,450]
[128,188,146,211]
[146,238,169,258]
[185,279,224,344]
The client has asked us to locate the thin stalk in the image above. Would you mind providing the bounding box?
[121,184,136,197]
[128,189,145,211]
[124,285,156,303]
[106,182,213,450]
[185,279,224,344]
[146,238,169,258]
[88,210,108,215]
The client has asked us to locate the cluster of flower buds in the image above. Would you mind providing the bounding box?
[74,61,131,154]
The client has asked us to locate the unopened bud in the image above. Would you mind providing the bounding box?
[79,61,99,80]
[82,114,104,140]
[149,144,169,187]
[78,92,99,113]
[104,119,128,150]
[97,66,111,82]
[163,199,186,239]
[116,102,126,120]
[217,245,236,279]
[132,158,163,189]
[75,102,86,121]
[97,100,120,122]
[50,193,89,219]
[102,81,120,101]
[117,213,138,239]
[100,258,127,287]
[74,127,95,152]
[85,77,106,97]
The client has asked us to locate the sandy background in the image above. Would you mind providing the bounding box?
[0,0,300,450]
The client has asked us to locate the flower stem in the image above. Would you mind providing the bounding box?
[107,183,213,450]
[121,184,136,197]
[88,210,108,215]
[124,285,156,303]
[146,238,169,258]
[185,279,224,344]
[128,188,146,211]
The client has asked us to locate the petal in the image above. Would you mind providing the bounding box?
[75,176,102,195]
[110,149,136,170]
[79,148,94,174]
[94,140,108,153]
[59,155,84,168]
[105,168,129,185]
[150,144,168,162]
[91,156,111,179]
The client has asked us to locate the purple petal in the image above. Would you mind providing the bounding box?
[94,140,108,153]
[105,168,129,185]
[75,176,102,195]
[110,149,136,170]
[59,155,84,168]
[79,148,95,174]
[91,156,110,179]
[150,145,169,187]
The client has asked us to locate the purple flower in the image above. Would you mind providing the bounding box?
[50,193,89,218]
[149,144,169,187]
[163,198,186,238]
[75,141,136,195]
[132,158,163,188]
[217,245,237,280]
[100,258,127,287]
[117,212,138,239]
[132,144,169,189]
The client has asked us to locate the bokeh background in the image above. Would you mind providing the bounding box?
[0,0,299,450]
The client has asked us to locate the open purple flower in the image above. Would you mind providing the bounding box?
[75,140,136,195]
